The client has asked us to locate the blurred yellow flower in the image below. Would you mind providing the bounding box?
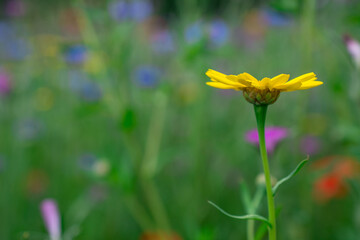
[84,52,105,74]
[205,69,323,105]
[35,87,54,111]
[33,35,61,58]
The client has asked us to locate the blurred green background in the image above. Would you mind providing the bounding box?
[1,0,360,239]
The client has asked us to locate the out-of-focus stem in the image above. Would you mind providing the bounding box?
[140,92,171,231]
[124,196,153,230]
[247,219,255,240]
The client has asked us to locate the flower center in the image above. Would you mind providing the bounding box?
[243,87,280,105]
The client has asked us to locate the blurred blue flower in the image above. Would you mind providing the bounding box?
[68,70,102,102]
[151,29,175,54]
[108,0,153,22]
[108,1,131,21]
[78,153,97,171]
[68,70,87,89]
[185,21,204,44]
[0,22,15,41]
[263,9,292,27]
[15,118,42,141]
[80,81,102,102]
[0,22,30,60]
[133,65,161,88]
[131,1,153,22]
[208,19,229,47]
[64,45,87,64]
[2,37,31,60]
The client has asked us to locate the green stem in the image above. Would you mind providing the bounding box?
[247,219,255,240]
[253,105,276,240]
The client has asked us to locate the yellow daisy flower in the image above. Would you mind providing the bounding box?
[205,69,323,105]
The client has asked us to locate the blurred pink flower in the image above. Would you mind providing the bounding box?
[344,34,360,67]
[245,127,288,154]
[40,199,61,240]
[0,69,12,96]
[5,0,26,17]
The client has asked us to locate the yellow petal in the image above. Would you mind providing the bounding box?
[206,69,245,87]
[301,76,317,83]
[298,72,317,82]
[282,72,316,86]
[270,74,290,85]
[275,82,302,92]
[298,81,323,90]
[259,77,271,90]
[227,75,252,86]
[206,82,238,89]
[238,72,258,83]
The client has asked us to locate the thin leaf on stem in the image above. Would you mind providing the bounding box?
[272,156,310,196]
[208,201,272,228]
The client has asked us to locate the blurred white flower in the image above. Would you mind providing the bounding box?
[344,34,360,68]
[93,159,110,177]
[256,173,277,187]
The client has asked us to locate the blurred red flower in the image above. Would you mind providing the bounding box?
[332,158,360,179]
[140,232,182,240]
[313,156,360,203]
[313,174,347,203]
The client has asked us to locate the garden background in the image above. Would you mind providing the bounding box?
[0,0,360,239]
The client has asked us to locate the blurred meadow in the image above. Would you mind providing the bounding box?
[1,0,360,239]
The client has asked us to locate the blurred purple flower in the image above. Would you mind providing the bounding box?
[64,45,87,64]
[208,19,229,47]
[108,0,153,22]
[0,69,12,96]
[185,21,204,44]
[88,185,108,203]
[245,127,288,154]
[300,135,322,155]
[151,29,175,54]
[108,1,130,21]
[133,65,161,87]
[344,34,360,67]
[263,9,292,27]
[131,1,153,22]
[40,199,61,240]
[5,0,26,17]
